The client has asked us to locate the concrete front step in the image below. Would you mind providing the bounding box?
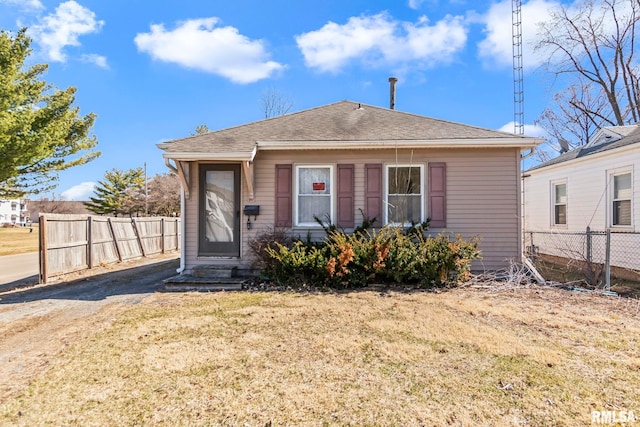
[163,275,246,292]
[192,265,238,279]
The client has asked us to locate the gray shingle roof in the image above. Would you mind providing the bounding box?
[158,100,534,154]
[527,124,640,171]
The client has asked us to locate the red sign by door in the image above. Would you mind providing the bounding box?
[312,182,325,191]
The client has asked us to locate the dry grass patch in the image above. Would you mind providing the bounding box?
[1,287,639,426]
[0,227,38,255]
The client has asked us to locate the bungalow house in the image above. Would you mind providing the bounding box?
[523,124,640,271]
[159,100,542,279]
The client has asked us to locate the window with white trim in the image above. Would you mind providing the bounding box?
[552,181,567,226]
[295,165,333,226]
[385,165,424,225]
[612,172,632,226]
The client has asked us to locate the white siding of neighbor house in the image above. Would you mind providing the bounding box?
[181,147,522,273]
[0,198,28,225]
[524,144,639,233]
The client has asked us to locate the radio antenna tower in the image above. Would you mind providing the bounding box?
[512,0,524,135]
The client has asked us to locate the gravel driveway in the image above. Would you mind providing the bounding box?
[0,254,180,400]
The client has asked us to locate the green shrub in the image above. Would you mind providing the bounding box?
[261,224,481,289]
[264,241,331,287]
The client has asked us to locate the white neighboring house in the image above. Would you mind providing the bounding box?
[523,124,639,271]
[0,197,30,226]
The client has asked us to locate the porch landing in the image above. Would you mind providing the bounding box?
[163,275,246,291]
[162,264,251,291]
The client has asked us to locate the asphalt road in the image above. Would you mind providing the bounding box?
[0,252,39,287]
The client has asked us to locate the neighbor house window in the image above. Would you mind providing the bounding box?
[385,165,424,225]
[612,172,632,226]
[552,181,567,226]
[295,165,333,226]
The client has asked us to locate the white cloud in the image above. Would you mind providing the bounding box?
[134,17,285,84]
[61,182,95,201]
[477,0,560,71]
[0,0,44,11]
[499,121,548,138]
[80,53,108,69]
[408,0,425,10]
[29,0,104,63]
[296,12,467,73]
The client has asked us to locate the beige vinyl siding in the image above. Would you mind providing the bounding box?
[182,147,521,273]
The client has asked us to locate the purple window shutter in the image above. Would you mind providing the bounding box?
[365,164,382,226]
[275,164,292,227]
[337,164,355,228]
[428,162,446,228]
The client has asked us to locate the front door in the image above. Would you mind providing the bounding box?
[199,164,241,257]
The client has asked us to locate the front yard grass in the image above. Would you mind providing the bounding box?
[0,226,38,256]
[1,287,639,426]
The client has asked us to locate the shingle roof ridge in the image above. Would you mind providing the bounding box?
[342,101,529,138]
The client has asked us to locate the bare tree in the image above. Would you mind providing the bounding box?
[260,86,294,119]
[27,195,91,221]
[191,124,209,135]
[147,173,180,216]
[535,0,640,149]
[535,82,610,157]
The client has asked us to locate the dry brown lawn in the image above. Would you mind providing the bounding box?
[0,226,38,256]
[1,286,639,426]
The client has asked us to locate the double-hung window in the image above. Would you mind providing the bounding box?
[296,165,333,226]
[385,165,424,225]
[612,172,632,226]
[552,181,567,226]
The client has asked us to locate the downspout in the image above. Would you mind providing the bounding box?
[520,147,535,159]
[165,158,186,274]
[177,189,185,273]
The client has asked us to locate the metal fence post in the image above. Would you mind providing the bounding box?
[586,226,592,264]
[585,226,594,285]
[605,229,611,291]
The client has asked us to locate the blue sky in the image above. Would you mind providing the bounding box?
[1,0,574,200]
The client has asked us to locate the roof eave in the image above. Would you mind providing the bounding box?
[526,140,640,173]
[162,145,257,162]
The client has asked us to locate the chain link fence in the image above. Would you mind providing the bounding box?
[524,228,640,290]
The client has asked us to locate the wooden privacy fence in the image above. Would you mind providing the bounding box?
[39,214,180,283]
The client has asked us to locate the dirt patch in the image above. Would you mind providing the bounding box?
[0,253,179,400]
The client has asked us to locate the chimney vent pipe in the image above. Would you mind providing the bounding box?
[388,77,398,110]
